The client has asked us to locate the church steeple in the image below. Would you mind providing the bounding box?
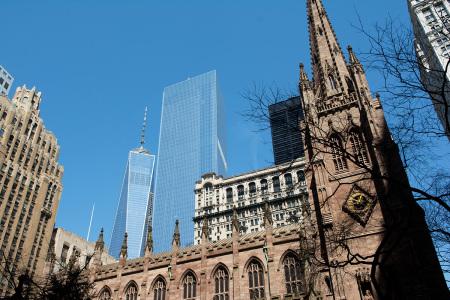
[307,0,352,100]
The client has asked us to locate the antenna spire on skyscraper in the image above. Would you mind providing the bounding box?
[140,107,147,148]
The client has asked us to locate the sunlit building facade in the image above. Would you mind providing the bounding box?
[0,65,14,96]
[0,86,64,296]
[408,0,450,139]
[109,113,156,260]
[152,70,227,253]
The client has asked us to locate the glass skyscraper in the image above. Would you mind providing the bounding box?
[109,111,156,260]
[152,70,227,253]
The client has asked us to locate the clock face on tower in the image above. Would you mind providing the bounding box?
[343,185,376,226]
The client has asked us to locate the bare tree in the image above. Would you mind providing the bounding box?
[0,251,95,300]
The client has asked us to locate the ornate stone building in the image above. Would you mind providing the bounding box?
[0,86,64,296]
[89,0,448,299]
[193,160,307,244]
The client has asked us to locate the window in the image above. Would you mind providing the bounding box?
[273,177,280,192]
[284,254,303,296]
[436,3,449,17]
[0,129,4,137]
[0,78,3,85]
[330,135,348,172]
[329,74,337,90]
[248,261,265,299]
[125,283,138,300]
[213,267,229,300]
[60,244,69,263]
[99,288,112,300]
[349,131,369,165]
[297,171,306,185]
[238,185,244,200]
[182,273,197,299]
[4,83,8,90]
[153,279,166,300]
[285,174,293,188]
[325,277,333,295]
[249,182,256,197]
[260,179,268,195]
[423,8,436,23]
[226,188,233,203]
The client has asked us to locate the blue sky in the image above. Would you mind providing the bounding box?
[1,0,420,245]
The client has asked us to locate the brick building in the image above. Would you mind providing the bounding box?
[88,0,448,299]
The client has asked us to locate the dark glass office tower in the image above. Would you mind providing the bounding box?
[153,70,227,253]
[109,111,156,260]
[269,96,305,165]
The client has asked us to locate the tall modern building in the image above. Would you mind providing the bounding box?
[0,86,64,296]
[109,109,156,260]
[408,0,450,140]
[269,96,304,165]
[0,65,14,96]
[152,70,227,253]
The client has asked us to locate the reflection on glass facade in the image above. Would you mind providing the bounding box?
[109,148,155,260]
[153,70,227,253]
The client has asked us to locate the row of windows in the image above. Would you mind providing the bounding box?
[98,254,303,300]
[224,172,306,202]
[330,130,368,172]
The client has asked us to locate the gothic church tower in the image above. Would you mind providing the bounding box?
[299,0,449,298]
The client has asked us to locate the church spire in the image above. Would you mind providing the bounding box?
[307,0,351,99]
[140,107,147,148]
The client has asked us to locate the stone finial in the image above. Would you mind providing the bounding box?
[232,206,239,232]
[299,62,313,92]
[145,226,153,255]
[201,215,209,240]
[263,199,273,227]
[120,233,128,258]
[172,220,180,247]
[95,228,105,252]
[299,63,309,81]
[347,45,360,65]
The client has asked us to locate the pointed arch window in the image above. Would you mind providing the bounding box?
[349,131,369,165]
[248,261,265,299]
[153,279,166,300]
[330,135,348,172]
[125,283,138,300]
[99,288,112,300]
[213,267,229,300]
[182,273,197,299]
[283,254,303,296]
[329,75,337,90]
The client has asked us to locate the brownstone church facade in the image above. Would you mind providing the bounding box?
[87,0,449,299]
